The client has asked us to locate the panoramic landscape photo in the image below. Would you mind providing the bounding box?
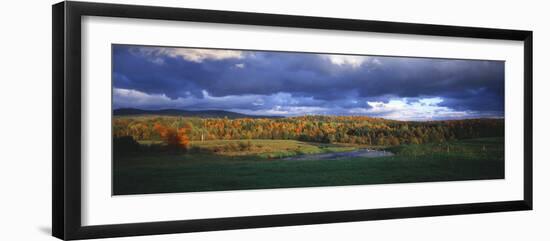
[112,44,505,195]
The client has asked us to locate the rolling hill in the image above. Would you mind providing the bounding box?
[113,108,279,119]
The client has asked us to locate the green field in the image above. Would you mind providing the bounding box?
[140,139,369,158]
[113,137,504,195]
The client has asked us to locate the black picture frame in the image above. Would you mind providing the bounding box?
[52,1,533,240]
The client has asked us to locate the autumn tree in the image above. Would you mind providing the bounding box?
[177,123,192,149]
[114,115,504,148]
[154,122,192,150]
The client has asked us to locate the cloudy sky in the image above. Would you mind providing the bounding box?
[112,44,504,121]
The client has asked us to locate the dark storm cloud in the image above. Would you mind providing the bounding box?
[112,45,504,119]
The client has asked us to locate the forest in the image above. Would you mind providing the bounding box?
[113,115,504,151]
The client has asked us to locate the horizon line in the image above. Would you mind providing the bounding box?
[113,107,505,122]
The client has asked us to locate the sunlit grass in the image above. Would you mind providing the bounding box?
[114,137,504,195]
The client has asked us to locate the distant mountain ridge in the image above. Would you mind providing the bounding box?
[113,108,279,119]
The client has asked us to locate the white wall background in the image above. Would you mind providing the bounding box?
[0,0,547,240]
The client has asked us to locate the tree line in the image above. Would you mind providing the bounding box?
[113,115,504,149]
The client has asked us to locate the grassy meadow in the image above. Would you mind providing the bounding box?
[113,133,504,195]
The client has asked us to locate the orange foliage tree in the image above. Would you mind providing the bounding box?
[177,123,192,149]
[154,122,191,150]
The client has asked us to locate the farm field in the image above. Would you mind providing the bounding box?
[113,137,504,195]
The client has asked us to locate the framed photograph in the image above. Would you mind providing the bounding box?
[52,1,533,240]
